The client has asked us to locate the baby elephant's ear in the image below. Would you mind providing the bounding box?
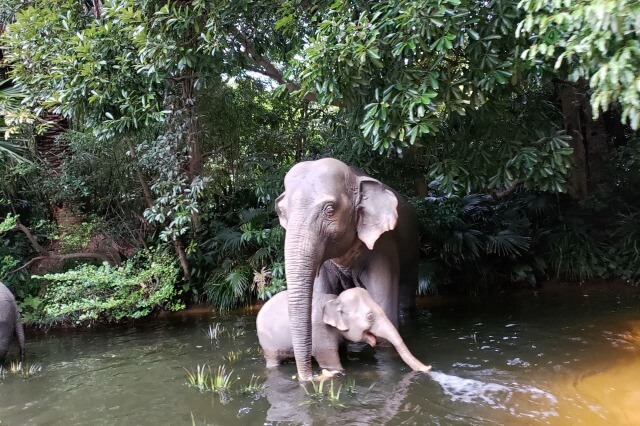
[322,299,348,331]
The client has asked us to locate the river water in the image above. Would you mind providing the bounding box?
[1,283,640,425]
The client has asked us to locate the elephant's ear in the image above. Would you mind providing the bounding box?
[356,178,399,250]
[275,192,288,229]
[322,299,348,331]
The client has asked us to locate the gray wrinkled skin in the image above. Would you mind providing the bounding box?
[0,282,25,365]
[257,287,430,373]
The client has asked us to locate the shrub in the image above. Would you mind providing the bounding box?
[33,249,184,324]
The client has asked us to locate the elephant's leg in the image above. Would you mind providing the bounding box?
[314,349,343,371]
[264,350,282,368]
[0,336,9,365]
[263,348,293,368]
[14,315,25,363]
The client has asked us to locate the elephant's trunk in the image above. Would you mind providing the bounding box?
[373,317,431,373]
[284,223,322,382]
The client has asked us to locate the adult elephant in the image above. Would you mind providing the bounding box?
[275,157,418,381]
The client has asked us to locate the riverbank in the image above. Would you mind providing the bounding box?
[22,277,638,335]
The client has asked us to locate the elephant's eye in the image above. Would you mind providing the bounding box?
[323,203,335,217]
[366,312,375,322]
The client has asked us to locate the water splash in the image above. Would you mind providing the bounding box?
[430,371,559,419]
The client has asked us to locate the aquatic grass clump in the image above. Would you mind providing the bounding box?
[3,362,43,378]
[228,327,245,340]
[9,361,22,374]
[223,350,240,363]
[345,379,358,396]
[24,363,43,377]
[302,380,345,407]
[205,323,225,340]
[239,374,265,395]
[210,365,236,391]
[185,364,211,392]
[204,324,246,342]
[185,364,236,393]
[184,364,265,403]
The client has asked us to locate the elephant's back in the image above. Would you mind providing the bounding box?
[256,291,292,349]
[0,283,17,323]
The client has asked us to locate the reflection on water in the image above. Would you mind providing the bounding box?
[1,284,640,424]
[575,352,640,425]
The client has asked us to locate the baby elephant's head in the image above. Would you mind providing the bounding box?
[322,287,431,373]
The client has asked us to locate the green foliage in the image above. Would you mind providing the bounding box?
[2,0,167,137]
[518,0,640,129]
[55,220,98,254]
[0,213,17,234]
[0,255,20,281]
[413,189,542,294]
[2,0,639,314]
[0,84,34,166]
[0,212,34,292]
[545,220,608,281]
[40,130,138,213]
[293,0,525,152]
[201,207,285,311]
[610,211,640,284]
[32,249,184,324]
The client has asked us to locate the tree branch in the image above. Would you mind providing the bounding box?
[229,26,319,103]
[16,223,48,254]
[493,179,523,199]
[6,221,118,280]
[4,252,115,279]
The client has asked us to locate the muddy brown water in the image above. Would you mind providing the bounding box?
[2,283,640,425]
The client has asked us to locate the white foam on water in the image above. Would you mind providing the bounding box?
[429,371,559,419]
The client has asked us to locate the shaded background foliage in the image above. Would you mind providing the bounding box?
[0,0,638,325]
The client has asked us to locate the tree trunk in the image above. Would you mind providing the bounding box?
[125,137,191,281]
[583,99,609,189]
[559,82,588,199]
[125,137,154,209]
[181,70,202,179]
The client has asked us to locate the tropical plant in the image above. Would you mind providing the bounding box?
[414,188,538,294]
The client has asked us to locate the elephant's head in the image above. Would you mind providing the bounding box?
[323,287,431,372]
[275,158,400,381]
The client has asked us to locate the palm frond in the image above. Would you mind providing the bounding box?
[205,265,253,311]
[485,231,530,257]
[239,208,266,224]
[215,227,244,254]
[0,139,31,164]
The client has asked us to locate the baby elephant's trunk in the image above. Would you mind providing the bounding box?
[374,317,431,372]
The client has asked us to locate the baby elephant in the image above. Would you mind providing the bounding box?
[256,287,430,374]
[0,282,25,365]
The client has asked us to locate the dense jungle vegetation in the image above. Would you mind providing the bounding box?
[0,0,639,326]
